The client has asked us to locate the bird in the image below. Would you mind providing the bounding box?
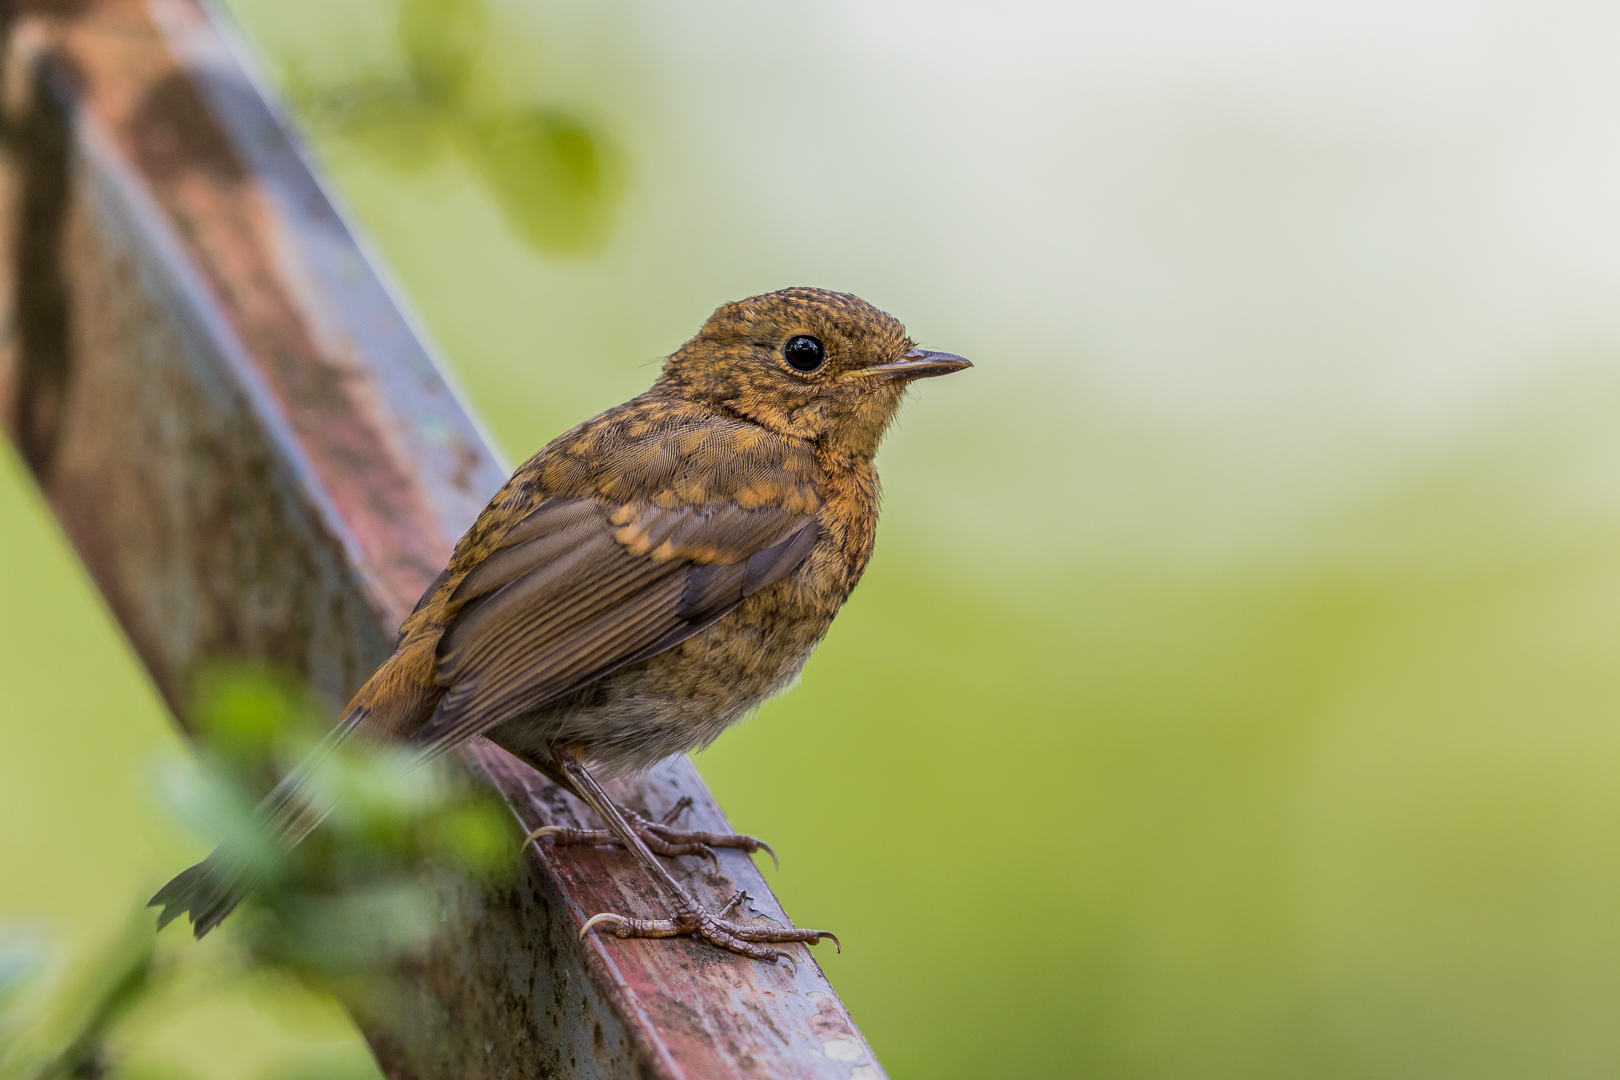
[151,286,970,961]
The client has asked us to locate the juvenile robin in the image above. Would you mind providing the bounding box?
[152,287,970,961]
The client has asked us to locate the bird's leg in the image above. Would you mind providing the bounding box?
[515,751,774,867]
[522,775,778,869]
[546,743,836,964]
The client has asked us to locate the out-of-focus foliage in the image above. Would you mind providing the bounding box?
[170,666,511,982]
[280,0,622,255]
[0,918,158,1080]
[468,108,618,256]
[0,932,47,1075]
[0,665,511,1080]
[397,0,485,106]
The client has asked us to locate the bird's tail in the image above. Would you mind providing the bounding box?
[149,849,257,938]
[149,708,365,938]
[149,638,441,938]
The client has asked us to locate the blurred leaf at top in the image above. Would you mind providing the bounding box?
[470,108,620,255]
[397,0,486,107]
[280,0,623,256]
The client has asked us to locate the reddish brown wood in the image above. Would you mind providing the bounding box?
[0,2,884,1076]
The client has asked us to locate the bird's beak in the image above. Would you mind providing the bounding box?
[850,347,973,382]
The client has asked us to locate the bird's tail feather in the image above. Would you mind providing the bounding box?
[149,708,366,938]
[149,849,256,938]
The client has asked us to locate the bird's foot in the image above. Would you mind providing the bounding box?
[579,890,838,966]
[522,797,777,871]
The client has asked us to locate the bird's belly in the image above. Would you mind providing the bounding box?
[491,590,835,777]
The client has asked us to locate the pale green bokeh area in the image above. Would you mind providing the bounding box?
[9,0,1620,1077]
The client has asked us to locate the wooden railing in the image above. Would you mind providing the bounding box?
[0,2,884,1076]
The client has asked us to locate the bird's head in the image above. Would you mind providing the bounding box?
[658,287,970,460]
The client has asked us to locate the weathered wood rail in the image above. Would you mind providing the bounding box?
[0,2,884,1077]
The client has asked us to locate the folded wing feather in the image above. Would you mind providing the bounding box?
[408,497,817,758]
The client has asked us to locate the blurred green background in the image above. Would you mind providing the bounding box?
[8,0,1620,1077]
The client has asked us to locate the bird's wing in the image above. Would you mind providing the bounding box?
[407,494,818,758]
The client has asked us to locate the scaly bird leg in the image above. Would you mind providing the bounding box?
[523,795,778,871]
[548,744,836,965]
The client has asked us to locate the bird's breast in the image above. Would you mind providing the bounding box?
[539,547,847,775]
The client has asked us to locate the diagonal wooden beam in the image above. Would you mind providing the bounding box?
[0,2,884,1076]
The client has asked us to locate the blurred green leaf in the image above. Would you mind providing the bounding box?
[25,917,159,1080]
[255,1044,381,1080]
[0,928,43,1017]
[154,662,515,985]
[261,0,626,258]
[151,759,282,885]
[285,76,450,175]
[467,107,623,256]
[423,800,511,879]
[191,665,320,774]
[397,0,488,107]
[269,883,438,973]
[0,927,46,1076]
[306,746,445,829]
[114,1066,202,1080]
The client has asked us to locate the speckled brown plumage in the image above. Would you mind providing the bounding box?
[152,287,969,958]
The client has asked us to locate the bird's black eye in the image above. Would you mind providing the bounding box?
[783,335,826,373]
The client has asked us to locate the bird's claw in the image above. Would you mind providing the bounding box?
[526,809,776,873]
[640,817,777,870]
[744,837,779,870]
[579,919,628,939]
[577,903,836,966]
[521,824,567,849]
